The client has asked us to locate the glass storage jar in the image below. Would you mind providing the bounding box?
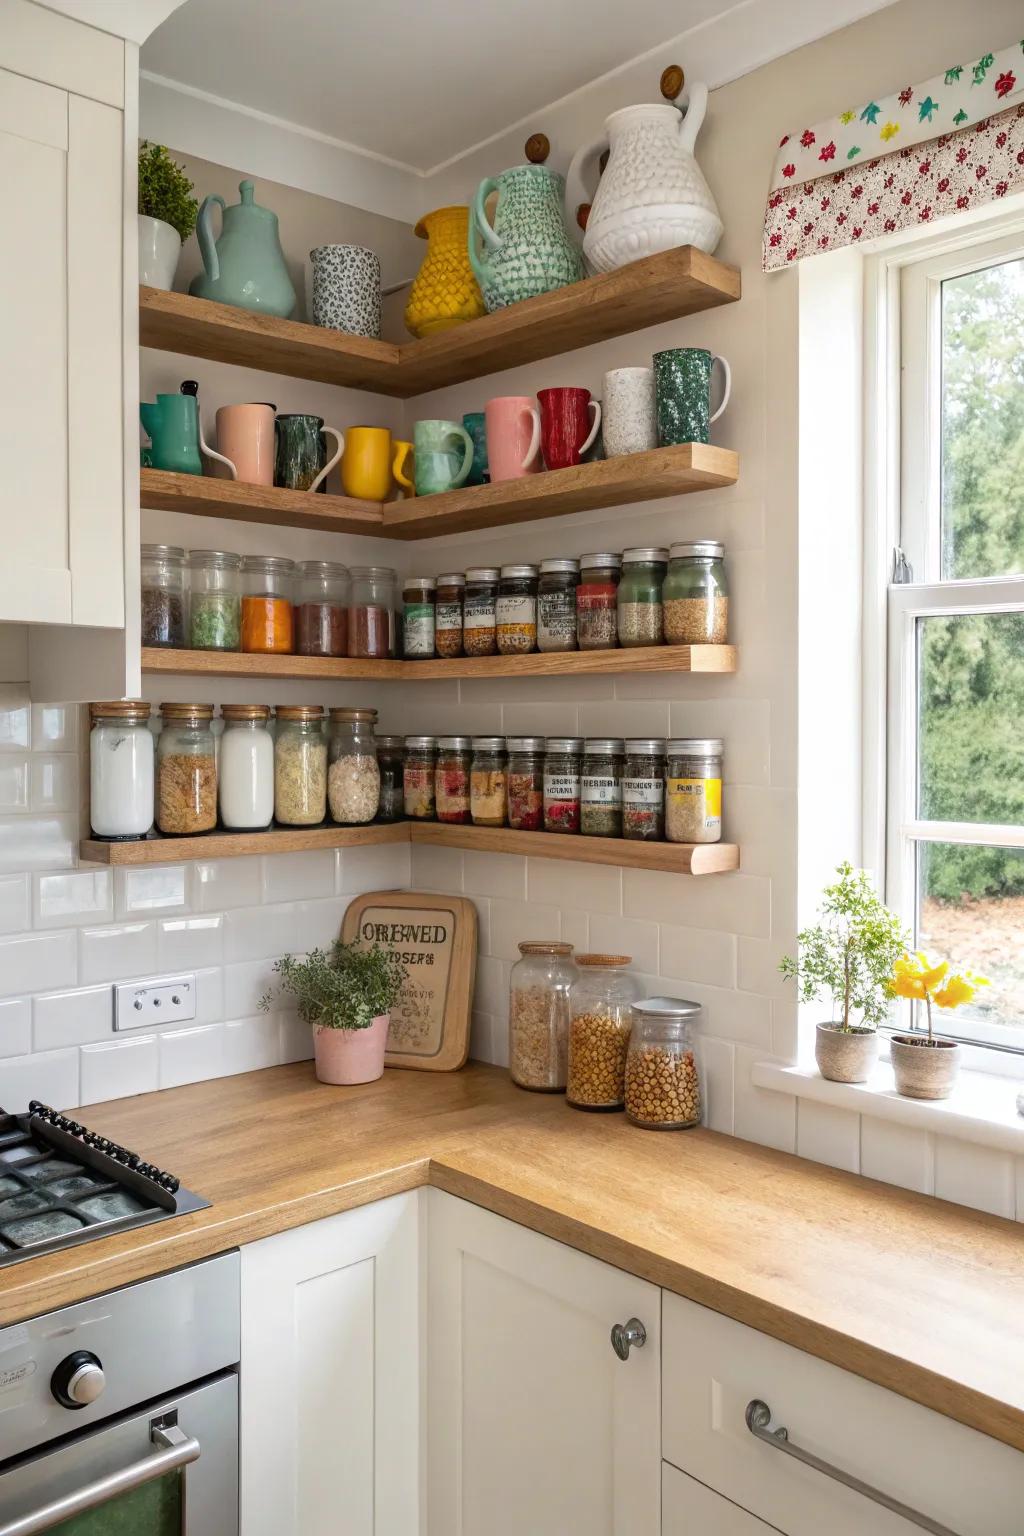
[435,574,465,658]
[509,941,577,1092]
[617,547,668,647]
[404,736,437,819]
[543,737,582,833]
[580,738,624,837]
[470,737,507,826]
[274,705,327,826]
[218,704,274,830]
[402,578,436,659]
[296,560,349,657]
[576,552,621,651]
[567,954,640,1111]
[622,739,665,842]
[496,565,538,654]
[665,738,723,844]
[89,701,154,839]
[375,735,405,823]
[463,567,499,657]
[537,559,579,653]
[507,736,545,831]
[241,555,295,654]
[625,997,702,1129]
[157,703,217,835]
[663,541,729,646]
[188,549,241,651]
[349,566,397,659]
[141,544,185,648]
[436,736,472,824]
[328,707,379,824]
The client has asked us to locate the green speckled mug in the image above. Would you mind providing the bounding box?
[654,347,731,446]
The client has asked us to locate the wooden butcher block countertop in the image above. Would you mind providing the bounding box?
[3,1062,1023,1451]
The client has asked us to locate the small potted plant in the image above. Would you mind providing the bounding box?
[780,862,907,1083]
[262,939,406,1086]
[138,141,198,291]
[887,952,987,1100]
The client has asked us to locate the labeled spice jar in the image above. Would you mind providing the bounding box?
[328,707,380,824]
[157,703,216,835]
[581,738,624,837]
[296,560,349,657]
[620,739,666,841]
[543,737,582,833]
[509,941,576,1092]
[470,737,507,826]
[665,738,723,844]
[663,541,729,646]
[89,701,153,840]
[625,997,702,1129]
[349,566,397,659]
[496,564,538,654]
[404,736,437,819]
[376,735,405,823]
[218,705,274,830]
[507,736,545,831]
[141,544,185,648]
[402,578,436,658]
[576,552,621,651]
[463,567,499,657]
[435,573,465,658]
[567,954,640,1111]
[435,736,472,824]
[241,555,295,654]
[617,547,667,647]
[537,559,579,653]
[188,549,241,651]
[274,705,327,825]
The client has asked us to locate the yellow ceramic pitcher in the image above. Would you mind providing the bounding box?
[404,206,485,338]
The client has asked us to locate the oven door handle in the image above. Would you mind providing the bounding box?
[0,1421,200,1536]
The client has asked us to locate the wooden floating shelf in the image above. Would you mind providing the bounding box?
[80,821,410,867]
[140,246,740,398]
[139,468,382,536]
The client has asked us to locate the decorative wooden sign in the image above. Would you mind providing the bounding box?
[341,890,477,1071]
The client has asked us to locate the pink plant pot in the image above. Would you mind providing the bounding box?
[313,1014,389,1085]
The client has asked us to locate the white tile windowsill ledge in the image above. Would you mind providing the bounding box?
[752,1058,1024,1155]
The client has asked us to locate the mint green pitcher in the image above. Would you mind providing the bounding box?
[140,383,235,476]
[189,180,297,318]
[469,164,584,312]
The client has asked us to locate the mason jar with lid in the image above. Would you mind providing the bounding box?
[665,738,723,844]
[188,549,241,651]
[157,703,217,835]
[349,566,397,659]
[567,954,640,1111]
[436,735,472,824]
[402,578,436,658]
[617,547,668,647]
[622,739,666,841]
[537,559,579,653]
[576,552,621,650]
[580,738,624,837]
[328,707,379,824]
[496,565,538,654]
[404,736,437,819]
[509,941,577,1092]
[218,704,274,830]
[507,736,545,831]
[663,541,729,646]
[296,560,349,657]
[435,574,465,658]
[241,555,295,654]
[470,737,507,827]
[375,735,405,823]
[89,702,153,839]
[625,997,702,1129]
[463,567,499,657]
[274,705,327,825]
[141,544,185,648]
[543,737,582,833]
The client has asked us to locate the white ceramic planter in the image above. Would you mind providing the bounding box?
[139,214,182,291]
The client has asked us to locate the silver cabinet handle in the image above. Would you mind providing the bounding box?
[0,1421,200,1536]
[745,1399,962,1536]
[610,1317,647,1360]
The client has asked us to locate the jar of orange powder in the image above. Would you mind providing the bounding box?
[241,555,295,653]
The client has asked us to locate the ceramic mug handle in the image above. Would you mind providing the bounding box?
[579,398,602,457]
[520,405,542,471]
[393,441,414,491]
[448,424,475,490]
[309,427,345,493]
[709,355,732,425]
[198,418,237,480]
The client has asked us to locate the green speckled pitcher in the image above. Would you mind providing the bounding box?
[469,164,584,312]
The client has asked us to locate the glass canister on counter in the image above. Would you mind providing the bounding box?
[274,705,327,826]
[580,738,624,837]
[463,567,499,657]
[543,737,582,833]
[89,701,154,840]
[375,735,405,823]
[156,703,217,836]
[436,736,472,824]
[536,559,579,653]
[349,566,397,659]
[496,565,538,655]
[665,738,723,844]
[507,736,544,831]
[622,739,666,841]
[241,555,295,654]
[296,560,349,658]
[617,547,667,647]
[141,544,185,648]
[566,954,640,1111]
[663,541,729,646]
[188,549,241,651]
[509,941,577,1092]
[328,707,380,824]
[402,577,436,659]
[576,552,621,651]
[435,574,465,658]
[470,737,507,826]
[625,998,702,1129]
[218,704,274,830]
[404,736,437,819]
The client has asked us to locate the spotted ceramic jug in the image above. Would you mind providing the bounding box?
[469,163,584,312]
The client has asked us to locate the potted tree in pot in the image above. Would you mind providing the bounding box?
[780,862,907,1083]
[887,951,987,1100]
[138,141,198,291]
[262,939,406,1086]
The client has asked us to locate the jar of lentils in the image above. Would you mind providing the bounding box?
[543,737,582,833]
[402,577,436,659]
[536,559,578,653]
[507,736,544,831]
[567,955,640,1111]
[665,738,723,844]
[622,739,665,841]
[436,735,472,824]
[509,941,576,1092]
[435,574,465,658]
[141,544,185,648]
[617,547,667,647]
[576,552,621,650]
[496,564,538,654]
[375,735,405,823]
[663,541,728,646]
[403,736,436,819]
[470,737,507,826]
[463,567,499,657]
[188,549,241,651]
[625,998,702,1129]
[580,738,623,837]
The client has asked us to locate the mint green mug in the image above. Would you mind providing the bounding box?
[413,418,474,496]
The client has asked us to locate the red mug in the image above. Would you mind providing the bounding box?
[537,387,601,471]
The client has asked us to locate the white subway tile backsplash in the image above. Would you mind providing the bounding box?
[860,1118,934,1195]
[466,895,490,957]
[293,896,349,951]
[0,1048,79,1112]
[0,691,30,752]
[225,959,280,1019]
[279,1012,313,1064]
[0,998,31,1058]
[699,1035,735,1134]
[470,1010,495,1065]
[796,1100,860,1173]
[0,930,76,999]
[0,759,29,812]
[29,754,78,812]
[115,866,190,917]
[224,902,301,965]
[78,922,157,986]
[462,849,525,901]
[624,869,771,938]
[194,966,224,1025]
[31,702,78,751]
[0,873,30,934]
[659,926,738,989]
[668,699,771,786]
[193,857,263,911]
[261,849,335,903]
[336,841,411,894]
[733,1046,796,1153]
[33,870,112,928]
[560,909,589,952]
[34,984,112,1050]
[80,1036,159,1105]
[475,955,510,1022]
[589,913,658,974]
[0,814,77,873]
[933,1136,1015,1219]
[159,1023,225,1088]
[410,843,464,894]
[157,915,224,971]
[223,1016,281,1075]
[488,897,561,961]
[527,858,622,916]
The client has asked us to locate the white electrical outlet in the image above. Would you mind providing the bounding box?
[114,975,197,1031]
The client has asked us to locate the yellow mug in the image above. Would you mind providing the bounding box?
[392,439,415,497]
[341,425,393,501]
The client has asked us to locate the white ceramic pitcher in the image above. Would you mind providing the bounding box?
[565,86,723,273]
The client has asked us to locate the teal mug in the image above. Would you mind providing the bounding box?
[413,418,474,496]
[654,347,732,446]
[463,411,489,485]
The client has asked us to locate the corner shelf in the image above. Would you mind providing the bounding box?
[80,822,410,866]
[140,468,383,536]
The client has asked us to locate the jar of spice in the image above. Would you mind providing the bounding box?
[274,705,327,825]
[435,574,465,658]
[509,941,576,1092]
[543,737,582,833]
[566,954,640,1111]
[328,707,380,824]
[617,547,667,647]
[496,565,538,654]
[349,566,397,659]
[622,739,666,841]
[404,736,436,819]
[507,736,545,831]
[375,735,405,823]
[188,549,241,651]
[241,555,295,654]
[665,738,723,844]
[157,703,217,835]
[470,737,507,826]
[436,736,472,824]
[463,567,499,657]
[141,544,185,648]
[576,552,621,651]
[89,701,153,840]
[625,998,702,1129]
[580,738,624,837]
[537,559,579,653]
[663,541,729,646]
[296,560,349,657]
[402,578,436,659]
[218,704,274,830]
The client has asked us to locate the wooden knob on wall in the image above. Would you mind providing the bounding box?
[525,133,550,164]
[660,64,684,102]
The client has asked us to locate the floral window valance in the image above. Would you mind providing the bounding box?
[763,40,1024,270]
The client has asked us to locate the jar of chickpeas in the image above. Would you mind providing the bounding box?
[566,954,639,1111]
[625,998,702,1130]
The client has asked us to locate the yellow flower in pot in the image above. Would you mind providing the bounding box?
[887,950,988,1100]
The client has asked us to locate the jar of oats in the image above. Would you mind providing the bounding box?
[470,736,507,826]
[625,997,702,1129]
[665,738,723,844]
[328,707,379,824]
[617,547,667,647]
[496,565,538,654]
[509,940,576,1092]
[663,541,728,646]
[274,705,327,826]
[567,954,639,1111]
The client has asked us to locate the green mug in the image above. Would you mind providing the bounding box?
[463,411,489,485]
[654,347,732,446]
[413,418,474,496]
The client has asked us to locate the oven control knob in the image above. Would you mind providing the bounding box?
[51,1350,106,1409]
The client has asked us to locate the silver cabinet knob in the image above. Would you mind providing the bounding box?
[51,1350,106,1409]
[610,1317,646,1360]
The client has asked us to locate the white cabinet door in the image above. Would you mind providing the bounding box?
[662,1464,779,1535]
[240,1192,422,1536]
[428,1189,660,1536]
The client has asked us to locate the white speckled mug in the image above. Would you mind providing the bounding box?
[602,367,657,457]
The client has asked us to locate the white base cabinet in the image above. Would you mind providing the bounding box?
[662,1463,778,1534]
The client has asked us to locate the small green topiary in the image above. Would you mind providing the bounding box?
[261,939,407,1031]
[138,141,198,242]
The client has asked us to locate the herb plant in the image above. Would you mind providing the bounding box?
[261,939,406,1031]
[138,142,198,241]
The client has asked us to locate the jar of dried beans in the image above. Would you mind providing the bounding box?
[543,737,582,833]
[617,547,667,647]
[496,565,538,654]
[402,577,436,659]
[157,703,217,835]
[625,997,702,1129]
[141,544,185,648]
[470,737,507,826]
[576,552,621,651]
[537,559,578,653]
[567,954,639,1111]
[188,549,241,651]
[274,706,327,826]
[622,739,665,841]
[663,541,729,646]
[435,573,465,658]
[241,555,295,654]
[404,736,436,819]
[375,735,405,823]
[509,941,577,1092]
[507,736,544,831]
[296,560,349,657]
[580,738,623,837]
[665,738,723,844]
[463,567,499,657]
[436,735,472,824]
[349,566,397,659]
[328,707,379,824]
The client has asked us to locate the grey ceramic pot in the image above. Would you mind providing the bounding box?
[890,1035,961,1100]
[814,1023,878,1084]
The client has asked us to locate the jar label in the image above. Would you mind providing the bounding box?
[403,603,435,655]
[436,601,462,633]
[581,773,621,807]
[464,597,496,631]
[623,777,663,807]
[495,594,536,626]
[537,590,576,644]
[544,771,580,801]
[666,776,721,828]
[576,583,617,610]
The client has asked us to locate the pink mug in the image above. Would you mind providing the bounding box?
[214,403,277,485]
[485,395,542,482]
[537,387,601,471]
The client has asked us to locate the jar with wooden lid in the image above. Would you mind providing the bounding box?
[435,574,465,658]
[663,541,728,646]
[402,577,436,659]
[376,735,405,823]
[188,549,241,651]
[157,703,217,835]
[328,707,379,824]
[141,544,185,648]
[537,559,578,653]
[543,737,582,833]
[580,738,623,837]
[576,552,621,650]
[665,738,723,844]
[622,739,665,841]
[625,997,702,1129]
[241,555,295,654]
[436,736,471,824]
[296,560,349,657]
[463,567,499,656]
[509,941,576,1092]
[274,705,327,825]
[404,736,436,819]
[617,547,668,647]
[496,565,538,654]
[567,954,639,1111]
[470,737,507,826]
[219,705,274,830]
[507,736,544,831]
[89,702,153,840]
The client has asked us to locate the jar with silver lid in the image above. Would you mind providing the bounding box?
[496,564,538,654]
[463,567,499,657]
[537,558,579,653]
[507,736,545,831]
[543,737,582,833]
[581,738,624,837]
[576,552,621,650]
[625,997,702,1129]
[404,736,437,819]
[663,540,728,646]
[436,574,465,658]
[665,738,723,844]
[471,736,507,826]
[622,739,666,841]
[436,735,472,824]
[402,577,436,658]
[376,735,405,823]
[617,547,668,647]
